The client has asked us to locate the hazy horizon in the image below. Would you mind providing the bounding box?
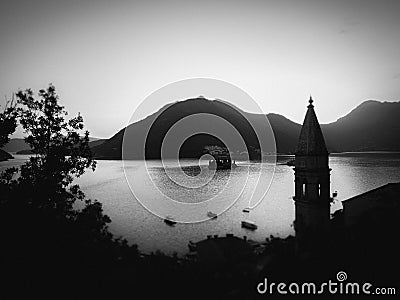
[1,0,400,139]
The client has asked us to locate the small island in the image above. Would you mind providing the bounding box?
[205,146,238,170]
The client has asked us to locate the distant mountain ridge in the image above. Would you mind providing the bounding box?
[91,98,271,160]
[90,98,400,159]
[1,138,29,153]
[321,100,400,152]
[0,149,13,161]
[3,99,399,160]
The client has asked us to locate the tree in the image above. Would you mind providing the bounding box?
[0,85,138,298]
[0,94,17,148]
[13,84,97,215]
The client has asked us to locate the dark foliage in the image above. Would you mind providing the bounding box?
[0,85,141,298]
[0,95,18,148]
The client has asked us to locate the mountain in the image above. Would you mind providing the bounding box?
[5,99,396,159]
[92,98,400,159]
[266,113,301,154]
[0,149,13,162]
[92,98,274,160]
[88,138,106,148]
[1,138,29,153]
[321,100,400,152]
[266,100,400,153]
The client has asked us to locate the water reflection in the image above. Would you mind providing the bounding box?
[1,153,400,255]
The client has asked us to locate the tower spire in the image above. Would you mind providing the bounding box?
[293,96,331,256]
[296,97,328,156]
[308,95,314,107]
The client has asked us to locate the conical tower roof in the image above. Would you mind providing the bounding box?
[296,96,328,155]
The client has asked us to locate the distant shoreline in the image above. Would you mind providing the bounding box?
[329,151,400,155]
[2,151,400,163]
[91,151,400,161]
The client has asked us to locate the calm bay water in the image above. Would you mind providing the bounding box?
[2,153,400,255]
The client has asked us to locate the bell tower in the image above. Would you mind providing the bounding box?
[293,96,331,254]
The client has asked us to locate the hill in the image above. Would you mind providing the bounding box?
[0,149,13,162]
[1,138,29,153]
[92,98,273,160]
[85,99,400,159]
[321,100,400,152]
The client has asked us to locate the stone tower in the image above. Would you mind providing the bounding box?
[293,96,331,253]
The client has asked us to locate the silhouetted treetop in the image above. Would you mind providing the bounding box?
[0,95,17,148]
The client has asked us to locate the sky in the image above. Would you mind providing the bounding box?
[1,0,400,138]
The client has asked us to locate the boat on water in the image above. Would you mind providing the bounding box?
[242,207,250,213]
[241,220,257,230]
[164,216,177,226]
[207,211,218,219]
